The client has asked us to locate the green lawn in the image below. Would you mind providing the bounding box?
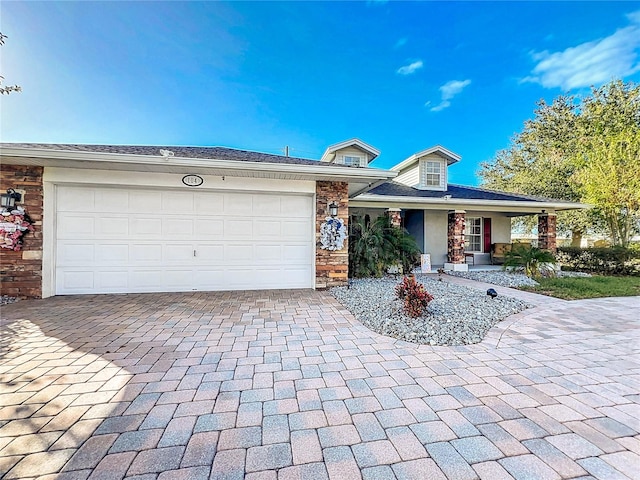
[523,275,640,300]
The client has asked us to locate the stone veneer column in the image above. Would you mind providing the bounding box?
[0,165,44,299]
[386,208,402,228]
[538,212,557,252]
[447,210,466,263]
[315,181,349,289]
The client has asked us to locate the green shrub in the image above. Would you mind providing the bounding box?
[349,216,421,278]
[556,246,640,276]
[395,276,434,318]
[503,245,557,278]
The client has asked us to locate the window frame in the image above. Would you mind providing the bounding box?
[342,155,364,167]
[420,159,442,187]
[464,216,483,252]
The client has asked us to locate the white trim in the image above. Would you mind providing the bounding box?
[351,194,589,212]
[320,138,380,163]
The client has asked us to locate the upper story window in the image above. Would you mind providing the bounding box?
[421,160,442,187]
[425,161,440,186]
[342,155,364,167]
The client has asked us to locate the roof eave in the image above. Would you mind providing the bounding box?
[0,146,396,183]
[351,193,590,212]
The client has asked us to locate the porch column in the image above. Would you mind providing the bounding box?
[386,208,402,228]
[538,211,557,252]
[447,210,466,263]
[315,181,349,289]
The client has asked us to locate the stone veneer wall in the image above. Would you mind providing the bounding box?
[538,213,557,252]
[447,210,466,263]
[315,181,349,289]
[0,165,44,299]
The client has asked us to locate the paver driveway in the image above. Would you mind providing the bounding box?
[0,289,639,480]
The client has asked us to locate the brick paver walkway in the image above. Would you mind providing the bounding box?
[0,289,638,479]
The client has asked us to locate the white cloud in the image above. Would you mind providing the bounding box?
[396,60,423,75]
[429,79,471,112]
[524,10,640,90]
[395,37,408,49]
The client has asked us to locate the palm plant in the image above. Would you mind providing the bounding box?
[349,215,421,278]
[503,244,557,278]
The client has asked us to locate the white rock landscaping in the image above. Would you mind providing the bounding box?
[331,275,531,346]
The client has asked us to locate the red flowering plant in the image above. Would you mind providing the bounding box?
[395,275,434,318]
[0,206,34,251]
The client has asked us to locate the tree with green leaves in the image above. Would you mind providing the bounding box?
[0,33,21,95]
[479,79,640,247]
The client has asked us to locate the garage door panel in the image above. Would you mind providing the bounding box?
[131,269,163,288]
[283,244,311,262]
[165,270,195,288]
[59,271,94,291]
[57,215,95,237]
[58,243,94,264]
[224,193,253,215]
[97,244,129,263]
[283,220,311,239]
[130,244,163,262]
[255,220,281,237]
[196,219,224,237]
[98,271,129,290]
[163,192,194,213]
[129,191,162,213]
[97,216,130,236]
[165,244,195,262]
[55,186,313,294]
[131,218,162,236]
[226,219,253,237]
[226,244,254,262]
[283,196,313,217]
[195,244,224,261]
[253,196,281,216]
[255,244,282,261]
[58,188,95,212]
[95,189,128,212]
[193,269,225,288]
[195,193,224,214]
[162,218,194,237]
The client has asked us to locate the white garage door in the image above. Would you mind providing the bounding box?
[55,185,314,294]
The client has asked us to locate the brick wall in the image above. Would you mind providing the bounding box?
[315,181,349,289]
[0,165,44,299]
[447,210,466,263]
[538,213,557,252]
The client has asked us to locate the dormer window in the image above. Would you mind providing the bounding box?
[424,161,441,186]
[342,155,364,167]
[418,159,445,189]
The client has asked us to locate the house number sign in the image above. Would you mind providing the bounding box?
[182,175,204,187]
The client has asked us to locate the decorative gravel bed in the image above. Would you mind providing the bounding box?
[331,275,531,346]
[448,269,592,287]
[1,295,17,305]
[447,270,539,287]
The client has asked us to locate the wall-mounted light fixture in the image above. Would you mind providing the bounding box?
[328,201,339,217]
[1,189,22,209]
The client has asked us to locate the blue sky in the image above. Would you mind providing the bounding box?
[1,1,639,186]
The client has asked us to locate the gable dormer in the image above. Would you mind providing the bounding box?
[390,145,461,191]
[320,138,380,167]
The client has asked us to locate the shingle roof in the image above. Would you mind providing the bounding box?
[0,143,331,167]
[367,181,567,203]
